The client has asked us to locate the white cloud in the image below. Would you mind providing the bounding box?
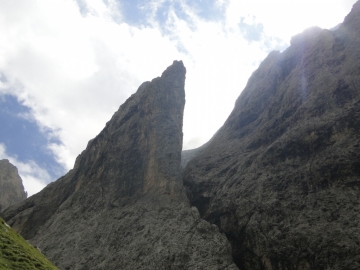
[226,0,356,42]
[0,0,183,170]
[0,0,357,185]
[0,143,50,196]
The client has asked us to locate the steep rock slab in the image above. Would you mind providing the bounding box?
[2,61,237,270]
[0,159,27,212]
[184,3,360,270]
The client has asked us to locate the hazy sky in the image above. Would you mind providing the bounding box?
[0,0,357,196]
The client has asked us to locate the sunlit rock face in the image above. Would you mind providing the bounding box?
[184,2,360,270]
[2,61,238,270]
[0,159,27,212]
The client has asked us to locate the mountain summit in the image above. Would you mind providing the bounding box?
[0,159,27,212]
[2,2,360,270]
[184,2,360,269]
[2,60,237,269]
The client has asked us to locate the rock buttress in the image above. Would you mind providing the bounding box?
[184,2,360,270]
[0,159,27,212]
[2,61,238,270]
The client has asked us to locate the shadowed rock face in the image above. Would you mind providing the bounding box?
[3,3,360,269]
[0,159,27,212]
[184,2,360,270]
[2,61,238,270]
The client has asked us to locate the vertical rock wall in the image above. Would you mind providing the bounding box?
[0,159,26,212]
[184,2,360,270]
[2,61,238,270]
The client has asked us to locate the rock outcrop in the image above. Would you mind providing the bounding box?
[3,2,360,269]
[181,143,208,168]
[2,61,237,269]
[0,159,27,212]
[184,2,360,270]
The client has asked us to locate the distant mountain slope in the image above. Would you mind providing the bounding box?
[0,159,27,213]
[0,217,57,270]
[2,61,238,270]
[184,1,360,270]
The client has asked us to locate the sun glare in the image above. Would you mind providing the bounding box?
[227,0,355,42]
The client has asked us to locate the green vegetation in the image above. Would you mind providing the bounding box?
[0,217,58,270]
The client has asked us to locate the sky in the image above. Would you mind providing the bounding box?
[0,0,357,196]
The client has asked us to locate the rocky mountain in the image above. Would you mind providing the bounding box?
[184,2,360,270]
[0,159,27,212]
[2,2,360,270]
[1,61,237,270]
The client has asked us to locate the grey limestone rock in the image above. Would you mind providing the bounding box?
[184,2,360,270]
[2,61,238,270]
[0,159,27,212]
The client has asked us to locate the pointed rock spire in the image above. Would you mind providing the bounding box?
[2,61,238,270]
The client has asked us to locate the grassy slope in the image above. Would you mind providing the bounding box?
[0,217,58,270]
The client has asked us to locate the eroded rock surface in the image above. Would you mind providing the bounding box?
[0,159,26,212]
[2,61,237,270]
[184,2,360,270]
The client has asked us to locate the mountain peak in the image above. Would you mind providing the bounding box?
[161,60,185,77]
[0,159,27,213]
[2,62,237,270]
[184,3,360,269]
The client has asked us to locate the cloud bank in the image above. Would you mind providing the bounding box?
[0,0,356,195]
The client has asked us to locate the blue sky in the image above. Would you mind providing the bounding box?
[0,0,357,195]
[0,95,60,171]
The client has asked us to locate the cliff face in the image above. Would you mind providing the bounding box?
[184,2,360,270]
[0,159,27,212]
[2,3,360,269]
[2,61,237,270]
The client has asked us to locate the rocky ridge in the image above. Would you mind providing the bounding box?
[1,2,360,269]
[2,61,237,270]
[184,2,360,270]
[0,159,27,212]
